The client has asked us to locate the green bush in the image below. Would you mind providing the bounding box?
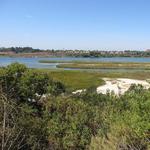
[0,63,150,150]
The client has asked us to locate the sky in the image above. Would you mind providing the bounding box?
[0,0,150,50]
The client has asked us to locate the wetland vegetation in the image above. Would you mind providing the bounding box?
[39,60,150,70]
[1,63,150,149]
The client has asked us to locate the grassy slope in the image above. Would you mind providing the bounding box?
[1,66,150,91]
[36,69,150,91]
[43,70,105,91]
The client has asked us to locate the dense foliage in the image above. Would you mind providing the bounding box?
[0,63,150,150]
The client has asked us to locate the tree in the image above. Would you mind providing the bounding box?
[0,63,27,101]
[0,63,65,104]
[19,70,51,103]
[0,87,49,150]
[44,97,101,149]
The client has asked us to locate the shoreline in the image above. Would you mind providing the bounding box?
[3,54,150,58]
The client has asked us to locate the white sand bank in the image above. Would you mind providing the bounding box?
[97,78,150,95]
[72,89,86,94]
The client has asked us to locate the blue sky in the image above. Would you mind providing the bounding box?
[0,0,150,50]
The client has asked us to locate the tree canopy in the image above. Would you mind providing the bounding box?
[0,63,150,150]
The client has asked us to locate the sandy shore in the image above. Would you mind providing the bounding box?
[72,78,150,95]
[97,78,150,95]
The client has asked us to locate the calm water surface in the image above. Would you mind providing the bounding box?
[1,57,150,71]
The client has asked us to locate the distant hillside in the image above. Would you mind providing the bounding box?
[1,47,150,57]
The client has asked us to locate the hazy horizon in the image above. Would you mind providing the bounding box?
[1,0,150,50]
[0,46,148,51]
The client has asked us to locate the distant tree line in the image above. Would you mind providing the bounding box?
[0,47,42,53]
[1,47,150,57]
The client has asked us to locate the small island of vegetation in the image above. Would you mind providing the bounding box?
[39,60,150,70]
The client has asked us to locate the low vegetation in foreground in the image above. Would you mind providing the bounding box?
[0,63,150,150]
